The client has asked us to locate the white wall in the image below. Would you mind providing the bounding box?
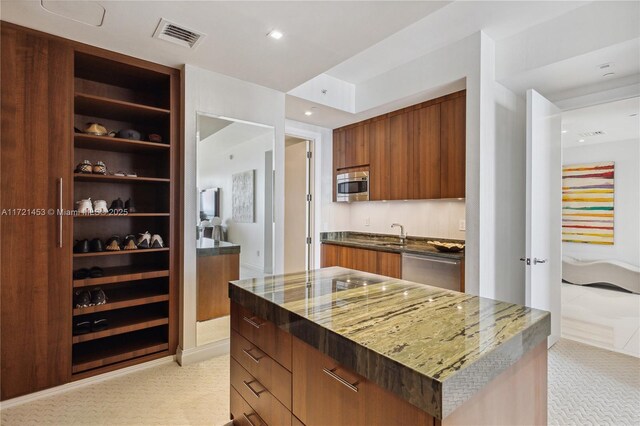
[198,132,273,270]
[338,201,466,240]
[182,65,285,354]
[562,139,640,267]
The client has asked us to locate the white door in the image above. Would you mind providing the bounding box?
[525,89,562,347]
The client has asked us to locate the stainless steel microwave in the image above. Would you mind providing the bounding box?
[336,171,369,202]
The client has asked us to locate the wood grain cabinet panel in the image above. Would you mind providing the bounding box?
[232,302,292,371]
[389,110,415,200]
[231,386,268,426]
[367,118,390,201]
[344,246,378,274]
[440,96,466,198]
[197,253,239,321]
[1,25,73,400]
[344,124,368,168]
[320,243,342,268]
[414,104,441,199]
[333,128,347,170]
[376,251,402,279]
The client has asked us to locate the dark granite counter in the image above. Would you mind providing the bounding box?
[321,231,465,260]
[229,267,550,419]
[196,238,241,256]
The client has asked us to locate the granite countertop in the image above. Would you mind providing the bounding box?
[196,238,241,256]
[229,267,549,419]
[321,231,465,260]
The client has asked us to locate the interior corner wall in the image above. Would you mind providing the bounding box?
[562,139,640,267]
[182,64,285,353]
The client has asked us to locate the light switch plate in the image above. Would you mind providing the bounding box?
[365,217,370,226]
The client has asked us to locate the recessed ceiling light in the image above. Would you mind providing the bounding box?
[267,30,283,40]
[561,130,568,134]
[304,111,313,116]
[602,72,615,77]
[578,139,585,143]
[630,113,638,117]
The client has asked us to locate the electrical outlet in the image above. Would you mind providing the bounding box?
[364,217,370,226]
[459,220,466,231]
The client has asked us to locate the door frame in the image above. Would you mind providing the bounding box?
[284,122,323,270]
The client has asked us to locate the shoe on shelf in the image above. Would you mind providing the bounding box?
[73,268,90,280]
[89,238,104,252]
[89,266,104,278]
[112,171,126,177]
[136,231,151,249]
[74,290,91,309]
[124,198,136,213]
[92,161,107,175]
[92,318,108,331]
[75,160,93,174]
[90,288,107,306]
[76,198,93,215]
[73,239,90,253]
[123,234,138,250]
[105,235,121,251]
[125,172,137,177]
[109,198,124,213]
[93,199,108,214]
[150,234,164,248]
[73,320,91,335]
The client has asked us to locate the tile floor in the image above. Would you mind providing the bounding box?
[562,282,640,357]
[2,339,638,425]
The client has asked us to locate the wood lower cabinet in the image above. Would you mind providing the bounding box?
[321,244,402,279]
[230,303,434,426]
[1,24,74,400]
[197,253,239,321]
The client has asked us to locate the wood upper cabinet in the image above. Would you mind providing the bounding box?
[1,24,73,400]
[414,104,441,199]
[367,118,390,201]
[440,95,466,198]
[333,90,465,201]
[388,110,414,200]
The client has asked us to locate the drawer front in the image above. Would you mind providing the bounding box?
[231,386,267,426]
[231,302,292,371]
[231,358,292,426]
[231,329,292,410]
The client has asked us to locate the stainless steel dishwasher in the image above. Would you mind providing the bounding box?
[401,253,462,291]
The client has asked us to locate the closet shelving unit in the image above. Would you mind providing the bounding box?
[70,51,179,378]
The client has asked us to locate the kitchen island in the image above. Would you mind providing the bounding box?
[228,267,550,425]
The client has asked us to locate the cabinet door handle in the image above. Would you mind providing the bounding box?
[57,177,63,248]
[242,348,261,364]
[243,380,264,398]
[322,367,359,392]
[243,316,262,329]
[242,412,258,426]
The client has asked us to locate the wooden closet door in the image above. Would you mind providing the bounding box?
[1,24,73,400]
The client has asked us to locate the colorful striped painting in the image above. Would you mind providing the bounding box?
[562,161,614,245]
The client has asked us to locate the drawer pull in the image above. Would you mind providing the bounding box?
[322,367,359,392]
[243,412,258,426]
[243,316,262,329]
[243,380,264,399]
[242,348,262,364]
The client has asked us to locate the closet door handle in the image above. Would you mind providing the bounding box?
[57,178,63,248]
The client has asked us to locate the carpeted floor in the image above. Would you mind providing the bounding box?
[1,339,639,425]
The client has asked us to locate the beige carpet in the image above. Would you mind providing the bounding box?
[1,340,639,425]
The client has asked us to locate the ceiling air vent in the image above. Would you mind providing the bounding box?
[578,130,606,138]
[153,18,205,49]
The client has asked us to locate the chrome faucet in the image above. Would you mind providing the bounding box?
[391,223,407,245]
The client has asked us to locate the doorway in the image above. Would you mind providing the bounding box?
[284,135,314,273]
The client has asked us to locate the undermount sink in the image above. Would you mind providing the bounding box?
[381,242,405,247]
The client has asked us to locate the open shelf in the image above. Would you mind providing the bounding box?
[75,93,170,122]
[74,265,169,287]
[74,173,170,183]
[74,293,169,316]
[72,328,168,374]
[73,309,169,344]
[73,247,169,258]
[74,213,170,218]
[74,133,169,152]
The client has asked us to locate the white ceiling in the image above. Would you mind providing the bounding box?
[0,0,447,92]
[198,117,273,154]
[562,96,640,148]
[325,0,589,84]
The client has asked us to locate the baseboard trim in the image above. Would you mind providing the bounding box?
[0,355,176,410]
[176,338,230,366]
